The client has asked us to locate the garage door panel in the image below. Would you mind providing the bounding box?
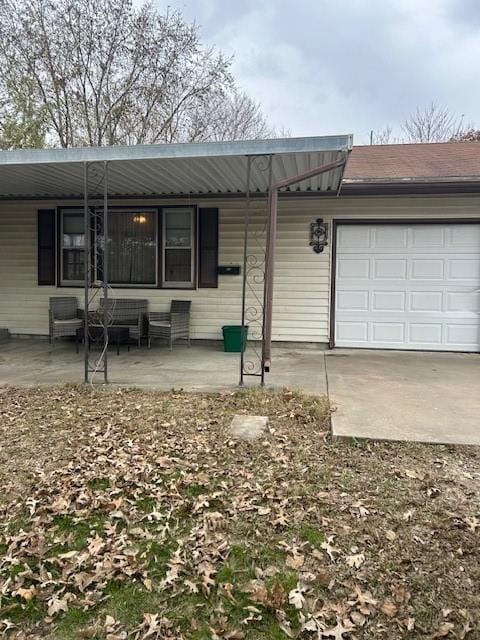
[447,258,480,280]
[374,227,408,248]
[336,321,368,341]
[411,259,444,280]
[409,324,443,344]
[446,291,480,313]
[336,290,369,310]
[410,291,443,312]
[335,223,480,352]
[448,225,480,247]
[411,226,444,247]
[337,258,370,279]
[372,322,405,342]
[337,226,371,249]
[372,291,405,311]
[373,259,407,279]
[446,324,480,346]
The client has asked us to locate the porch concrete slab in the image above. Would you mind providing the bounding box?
[326,349,480,446]
[0,339,328,395]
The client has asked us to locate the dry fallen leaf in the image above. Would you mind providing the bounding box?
[15,586,36,601]
[288,585,305,610]
[350,610,366,626]
[322,618,355,639]
[246,579,269,605]
[271,582,286,609]
[321,536,340,562]
[286,553,305,570]
[464,516,479,532]
[392,583,411,605]
[47,596,69,617]
[381,599,398,618]
[275,609,293,637]
[431,621,455,638]
[346,553,365,569]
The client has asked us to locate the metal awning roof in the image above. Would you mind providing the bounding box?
[0,135,352,200]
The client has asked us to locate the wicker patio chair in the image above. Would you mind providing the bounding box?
[148,300,191,350]
[95,298,148,347]
[49,297,83,345]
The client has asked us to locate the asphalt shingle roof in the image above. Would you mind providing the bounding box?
[344,141,480,184]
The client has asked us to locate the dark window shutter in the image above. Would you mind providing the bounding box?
[37,209,56,285]
[198,208,219,288]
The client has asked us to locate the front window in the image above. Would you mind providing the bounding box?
[59,206,195,288]
[162,207,195,287]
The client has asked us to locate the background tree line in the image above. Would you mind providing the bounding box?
[371,102,479,145]
[0,0,274,149]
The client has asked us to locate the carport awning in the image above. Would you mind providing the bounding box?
[0,135,352,199]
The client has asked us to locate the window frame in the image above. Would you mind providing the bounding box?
[59,207,86,287]
[160,205,197,289]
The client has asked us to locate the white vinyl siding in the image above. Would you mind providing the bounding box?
[0,194,479,344]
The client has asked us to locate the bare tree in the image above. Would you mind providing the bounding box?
[0,0,273,148]
[188,90,274,142]
[0,77,47,149]
[401,102,467,143]
[369,126,401,145]
[450,128,480,142]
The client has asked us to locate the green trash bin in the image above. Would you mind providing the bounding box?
[222,325,248,352]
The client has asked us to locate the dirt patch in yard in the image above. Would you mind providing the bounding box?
[0,385,479,639]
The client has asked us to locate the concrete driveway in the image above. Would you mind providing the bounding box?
[325,349,480,445]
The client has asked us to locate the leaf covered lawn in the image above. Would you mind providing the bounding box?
[0,385,479,639]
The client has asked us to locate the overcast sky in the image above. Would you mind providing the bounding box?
[157,0,480,144]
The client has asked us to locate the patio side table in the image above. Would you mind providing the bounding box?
[76,326,130,355]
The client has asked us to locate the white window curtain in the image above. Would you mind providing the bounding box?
[107,211,157,285]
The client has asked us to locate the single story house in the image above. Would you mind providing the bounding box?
[0,137,479,381]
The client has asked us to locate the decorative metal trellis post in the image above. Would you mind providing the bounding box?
[83,160,109,384]
[239,154,273,386]
[240,153,349,384]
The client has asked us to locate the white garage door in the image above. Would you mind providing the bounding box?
[335,223,480,351]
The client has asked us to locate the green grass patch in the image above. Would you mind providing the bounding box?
[7,562,25,578]
[253,543,285,567]
[217,544,256,584]
[183,483,208,499]
[102,580,161,626]
[166,592,211,635]
[53,607,93,639]
[266,570,298,594]
[2,597,44,625]
[135,496,157,512]
[49,513,107,553]
[299,523,325,547]
[137,539,176,579]
[87,477,110,491]
[6,517,29,535]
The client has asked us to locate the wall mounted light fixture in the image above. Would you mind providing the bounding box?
[309,218,328,253]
